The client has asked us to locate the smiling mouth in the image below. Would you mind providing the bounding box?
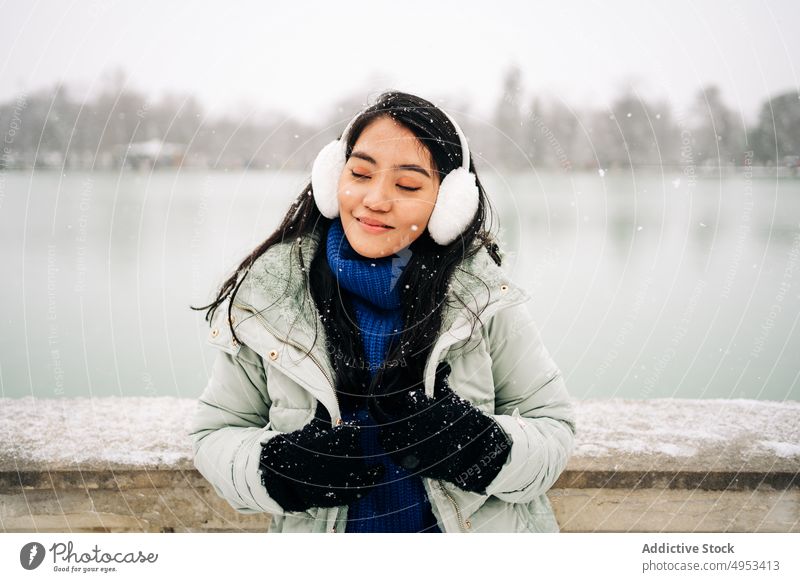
[357,217,394,229]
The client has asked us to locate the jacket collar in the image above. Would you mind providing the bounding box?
[232,227,530,355]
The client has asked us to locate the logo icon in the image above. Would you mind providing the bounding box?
[20,542,46,570]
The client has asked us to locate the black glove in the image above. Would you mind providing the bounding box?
[368,361,512,494]
[259,402,385,512]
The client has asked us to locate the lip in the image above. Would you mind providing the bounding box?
[356,216,394,233]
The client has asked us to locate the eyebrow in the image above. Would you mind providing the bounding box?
[349,150,432,179]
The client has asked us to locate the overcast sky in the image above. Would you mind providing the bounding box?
[1,0,798,125]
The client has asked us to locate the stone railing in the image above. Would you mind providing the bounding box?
[1,397,798,532]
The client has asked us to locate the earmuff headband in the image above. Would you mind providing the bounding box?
[311,103,480,246]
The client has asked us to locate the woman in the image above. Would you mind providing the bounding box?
[189,90,575,533]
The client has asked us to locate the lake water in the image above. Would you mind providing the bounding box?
[0,168,798,401]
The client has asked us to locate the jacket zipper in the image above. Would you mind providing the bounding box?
[437,479,468,532]
[232,300,343,425]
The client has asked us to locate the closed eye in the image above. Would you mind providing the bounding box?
[350,170,421,192]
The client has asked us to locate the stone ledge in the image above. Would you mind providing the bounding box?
[1,396,798,532]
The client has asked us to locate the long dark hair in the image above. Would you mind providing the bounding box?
[192,90,503,400]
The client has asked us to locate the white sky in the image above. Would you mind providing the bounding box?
[1,0,798,125]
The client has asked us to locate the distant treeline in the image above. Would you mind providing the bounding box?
[1,66,798,172]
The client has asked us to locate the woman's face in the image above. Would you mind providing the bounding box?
[336,115,440,259]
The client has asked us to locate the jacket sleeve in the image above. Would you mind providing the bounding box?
[482,300,576,503]
[188,343,293,516]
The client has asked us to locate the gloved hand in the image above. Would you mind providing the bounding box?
[368,361,512,494]
[259,402,385,512]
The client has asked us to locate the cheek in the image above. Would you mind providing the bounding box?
[390,200,433,236]
[408,193,437,223]
[337,174,357,209]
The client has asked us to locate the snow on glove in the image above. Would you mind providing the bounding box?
[368,361,512,494]
[259,401,385,513]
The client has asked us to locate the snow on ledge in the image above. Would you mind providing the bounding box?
[573,398,800,473]
[0,396,798,473]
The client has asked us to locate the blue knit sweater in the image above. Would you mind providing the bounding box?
[326,218,441,533]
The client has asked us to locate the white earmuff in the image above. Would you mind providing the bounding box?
[310,138,346,219]
[310,105,479,245]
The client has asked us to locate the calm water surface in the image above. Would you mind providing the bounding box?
[1,168,798,401]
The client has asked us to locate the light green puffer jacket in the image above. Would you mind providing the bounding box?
[189,228,576,533]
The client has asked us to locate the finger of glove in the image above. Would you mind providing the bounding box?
[301,461,385,496]
[300,463,385,508]
[348,463,386,490]
[261,470,314,512]
[309,424,367,461]
[288,416,333,446]
[373,364,424,405]
[292,483,349,509]
[281,423,363,461]
[376,396,485,464]
[367,396,393,425]
[368,390,418,427]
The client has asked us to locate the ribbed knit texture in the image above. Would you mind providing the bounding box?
[326,218,441,533]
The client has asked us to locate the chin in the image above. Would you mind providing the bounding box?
[352,241,393,259]
[355,247,388,259]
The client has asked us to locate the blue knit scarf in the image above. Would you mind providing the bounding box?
[326,218,441,533]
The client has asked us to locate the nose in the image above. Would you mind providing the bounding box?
[360,173,393,211]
